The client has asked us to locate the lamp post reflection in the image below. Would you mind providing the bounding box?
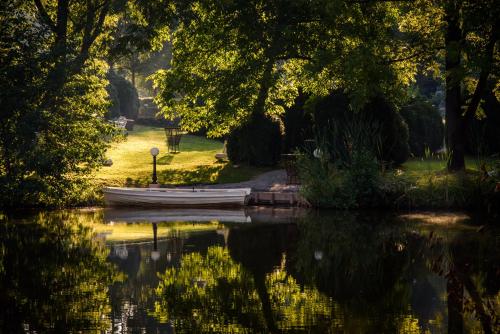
[151,223,160,262]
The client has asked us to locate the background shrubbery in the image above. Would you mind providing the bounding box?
[281,92,313,153]
[400,99,444,157]
[106,70,140,120]
[308,91,410,165]
[227,113,282,167]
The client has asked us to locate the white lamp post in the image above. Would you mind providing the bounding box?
[150,147,159,186]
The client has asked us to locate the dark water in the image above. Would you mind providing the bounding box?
[0,209,498,333]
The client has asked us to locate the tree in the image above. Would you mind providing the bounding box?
[0,0,125,206]
[152,0,416,137]
[395,0,499,170]
[153,0,498,172]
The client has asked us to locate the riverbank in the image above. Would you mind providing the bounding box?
[1,125,498,214]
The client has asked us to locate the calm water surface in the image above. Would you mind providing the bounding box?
[0,208,498,333]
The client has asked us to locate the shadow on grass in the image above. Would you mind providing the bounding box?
[157,154,174,165]
[176,135,223,152]
[124,163,269,187]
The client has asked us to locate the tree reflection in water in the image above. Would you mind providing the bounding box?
[0,211,121,333]
[153,212,500,333]
[0,210,497,333]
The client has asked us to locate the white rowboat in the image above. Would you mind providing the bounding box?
[103,187,252,207]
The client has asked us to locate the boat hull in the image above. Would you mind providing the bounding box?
[103,187,251,207]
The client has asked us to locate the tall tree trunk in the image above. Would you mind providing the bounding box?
[52,0,69,88]
[444,0,465,171]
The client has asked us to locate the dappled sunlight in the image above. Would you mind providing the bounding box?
[1,0,499,331]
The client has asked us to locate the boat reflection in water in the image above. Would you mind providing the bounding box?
[104,207,253,223]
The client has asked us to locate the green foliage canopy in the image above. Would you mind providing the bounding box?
[152,0,420,137]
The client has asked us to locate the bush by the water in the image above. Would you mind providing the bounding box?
[227,113,282,166]
[308,91,410,165]
[298,150,383,209]
[106,70,140,119]
[400,99,444,156]
[298,153,500,215]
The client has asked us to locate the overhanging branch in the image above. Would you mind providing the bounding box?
[33,0,57,32]
[464,23,498,120]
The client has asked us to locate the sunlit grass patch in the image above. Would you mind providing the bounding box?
[94,125,268,186]
[401,157,482,176]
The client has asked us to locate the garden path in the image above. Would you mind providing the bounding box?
[200,169,299,192]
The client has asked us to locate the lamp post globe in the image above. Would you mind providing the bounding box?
[150,147,159,157]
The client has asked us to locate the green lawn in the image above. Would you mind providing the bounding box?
[95,125,269,186]
[401,156,500,182]
[402,157,482,174]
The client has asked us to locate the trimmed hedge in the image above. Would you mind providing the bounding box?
[400,99,444,157]
[227,113,282,166]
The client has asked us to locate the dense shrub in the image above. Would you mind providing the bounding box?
[298,149,383,208]
[298,153,500,214]
[281,92,313,153]
[0,67,114,208]
[227,113,282,166]
[309,91,410,165]
[363,96,410,165]
[400,99,444,157]
[106,70,140,119]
